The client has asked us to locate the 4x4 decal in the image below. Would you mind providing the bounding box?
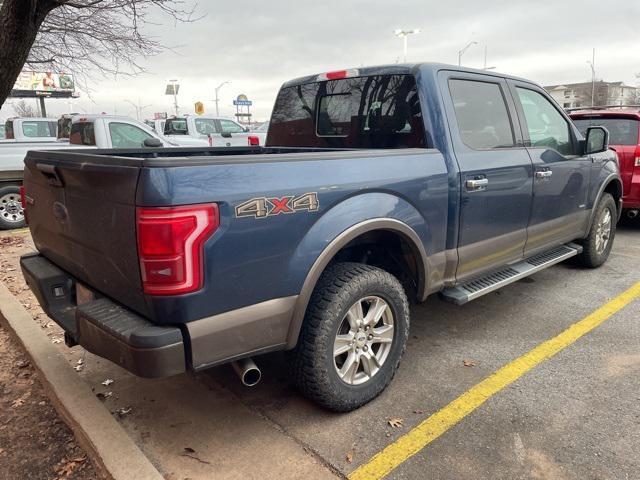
[235,192,319,219]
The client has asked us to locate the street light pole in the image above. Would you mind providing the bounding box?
[587,48,596,107]
[393,29,421,62]
[214,81,230,117]
[458,41,478,66]
[124,97,152,120]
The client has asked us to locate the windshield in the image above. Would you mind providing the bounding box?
[573,117,639,146]
[254,122,269,132]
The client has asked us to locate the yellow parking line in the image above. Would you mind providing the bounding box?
[349,281,640,480]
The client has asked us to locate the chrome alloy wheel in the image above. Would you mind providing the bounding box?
[0,193,24,225]
[333,296,395,386]
[595,207,612,254]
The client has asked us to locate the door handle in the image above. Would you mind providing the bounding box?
[535,170,553,179]
[465,178,489,191]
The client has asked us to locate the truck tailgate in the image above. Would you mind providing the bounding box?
[23,152,148,315]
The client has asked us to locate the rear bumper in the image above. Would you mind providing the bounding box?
[20,253,186,378]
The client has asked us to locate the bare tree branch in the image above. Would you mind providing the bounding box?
[0,0,201,108]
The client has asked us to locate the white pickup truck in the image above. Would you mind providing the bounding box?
[2,117,58,142]
[163,115,254,146]
[0,115,173,229]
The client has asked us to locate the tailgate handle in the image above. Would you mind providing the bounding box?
[36,163,64,187]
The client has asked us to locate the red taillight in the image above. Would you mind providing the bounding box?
[634,146,640,167]
[19,186,28,224]
[248,135,260,146]
[136,204,219,295]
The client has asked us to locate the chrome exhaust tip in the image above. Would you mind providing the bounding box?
[627,209,639,219]
[231,358,262,387]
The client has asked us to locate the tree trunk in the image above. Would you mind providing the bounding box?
[0,0,57,110]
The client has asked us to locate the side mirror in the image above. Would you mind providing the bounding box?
[584,126,609,155]
[143,137,163,148]
[243,127,250,132]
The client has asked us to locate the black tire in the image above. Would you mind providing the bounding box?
[576,193,616,268]
[288,262,410,412]
[0,185,26,230]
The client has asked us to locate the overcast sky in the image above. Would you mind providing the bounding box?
[2,0,639,122]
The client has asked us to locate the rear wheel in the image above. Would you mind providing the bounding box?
[0,186,25,230]
[576,193,616,268]
[289,262,409,412]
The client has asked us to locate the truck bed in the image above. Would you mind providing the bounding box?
[23,146,447,323]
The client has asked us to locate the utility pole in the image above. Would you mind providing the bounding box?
[587,48,596,107]
[458,41,478,66]
[214,81,230,117]
[482,45,496,70]
[393,29,421,63]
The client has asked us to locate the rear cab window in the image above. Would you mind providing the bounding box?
[69,122,96,145]
[165,118,188,135]
[572,117,639,146]
[268,74,426,148]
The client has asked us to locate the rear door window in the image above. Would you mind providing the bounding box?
[219,119,245,134]
[448,79,515,149]
[194,118,219,135]
[572,118,639,145]
[268,74,426,148]
[108,122,154,148]
[69,122,96,145]
[21,121,56,138]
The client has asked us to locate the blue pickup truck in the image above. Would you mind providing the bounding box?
[20,63,621,412]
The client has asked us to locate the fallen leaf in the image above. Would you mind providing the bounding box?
[385,432,392,437]
[388,418,404,428]
[96,392,113,400]
[51,338,62,344]
[101,379,114,386]
[463,359,476,367]
[184,447,196,453]
[345,443,356,463]
[73,364,84,372]
[115,406,132,417]
[413,409,425,414]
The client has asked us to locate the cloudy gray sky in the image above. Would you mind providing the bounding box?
[2,0,639,122]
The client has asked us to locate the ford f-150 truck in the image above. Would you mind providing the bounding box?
[20,64,621,412]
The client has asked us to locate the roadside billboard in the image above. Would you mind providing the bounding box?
[10,70,76,98]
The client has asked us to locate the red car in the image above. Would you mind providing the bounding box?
[570,109,640,219]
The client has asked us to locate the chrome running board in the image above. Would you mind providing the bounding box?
[441,243,583,305]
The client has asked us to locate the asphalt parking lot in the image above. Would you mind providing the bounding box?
[1,221,638,480]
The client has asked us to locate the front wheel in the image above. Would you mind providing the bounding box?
[288,262,410,412]
[576,193,616,268]
[0,186,26,230]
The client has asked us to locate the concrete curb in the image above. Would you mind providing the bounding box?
[0,281,164,480]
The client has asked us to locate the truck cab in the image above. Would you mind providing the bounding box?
[68,115,174,148]
[163,115,251,147]
[3,117,58,142]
